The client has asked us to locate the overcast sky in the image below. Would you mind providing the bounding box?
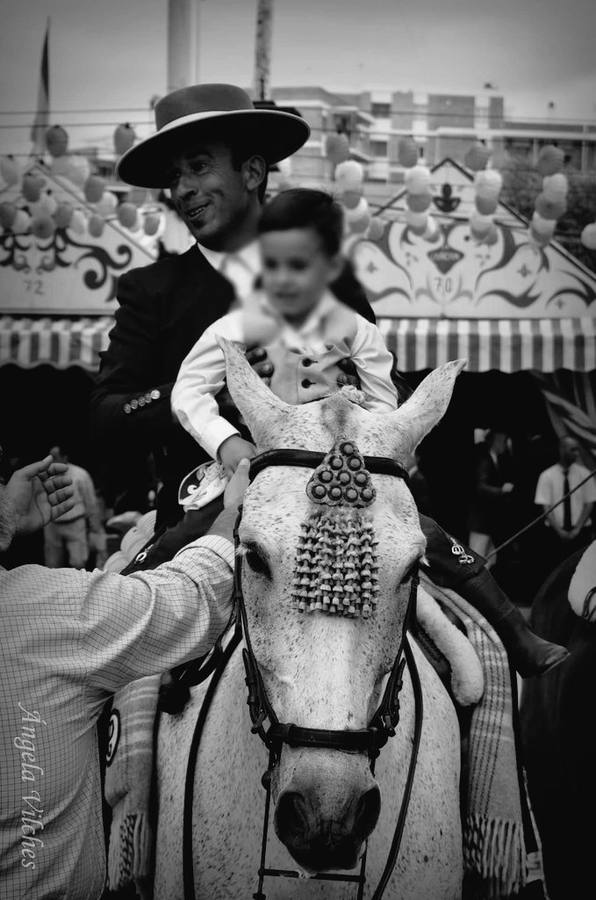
[1,0,595,156]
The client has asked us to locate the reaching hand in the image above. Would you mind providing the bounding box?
[218,436,257,478]
[6,456,75,536]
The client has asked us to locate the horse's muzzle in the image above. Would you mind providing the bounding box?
[274,782,381,872]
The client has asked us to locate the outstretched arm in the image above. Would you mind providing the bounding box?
[6,456,75,536]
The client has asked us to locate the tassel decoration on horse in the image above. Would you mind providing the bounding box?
[292,439,379,617]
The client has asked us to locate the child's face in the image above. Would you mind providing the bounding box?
[260,227,341,325]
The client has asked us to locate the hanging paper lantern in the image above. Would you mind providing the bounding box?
[342,189,363,209]
[96,191,118,216]
[424,215,440,241]
[84,175,106,204]
[45,125,69,158]
[366,217,385,241]
[537,144,565,177]
[483,223,499,246]
[0,156,20,186]
[542,173,568,203]
[580,223,596,250]
[143,213,161,236]
[325,133,350,166]
[475,194,499,216]
[31,214,56,240]
[397,137,419,168]
[0,201,17,230]
[39,192,58,216]
[344,196,369,222]
[117,202,138,229]
[474,169,503,198]
[69,209,87,234]
[469,211,493,239]
[128,187,148,207]
[405,209,428,234]
[406,191,432,213]
[114,123,136,156]
[12,209,31,233]
[349,209,371,233]
[464,142,491,172]
[88,214,105,238]
[531,211,556,240]
[66,155,91,186]
[53,202,74,229]
[534,192,567,220]
[22,173,45,202]
[50,155,74,179]
[404,165,431,194]
[334,160,364,191]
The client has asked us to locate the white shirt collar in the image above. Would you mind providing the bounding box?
[197,240,260,275]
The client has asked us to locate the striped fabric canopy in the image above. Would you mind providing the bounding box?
[0,316,113,372]
[378,317,596,374]
[0,315,595,374]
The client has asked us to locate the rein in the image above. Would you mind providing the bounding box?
[180,448,423,900]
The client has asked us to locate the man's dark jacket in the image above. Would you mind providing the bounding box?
[90,245,375,528]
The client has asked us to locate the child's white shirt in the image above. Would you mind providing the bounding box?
[172,290,398,461]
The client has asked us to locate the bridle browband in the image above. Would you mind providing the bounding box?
[180,448,424,900]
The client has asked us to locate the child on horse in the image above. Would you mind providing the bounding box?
[168,188,568,678]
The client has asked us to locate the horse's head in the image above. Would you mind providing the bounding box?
[221,339,464,873]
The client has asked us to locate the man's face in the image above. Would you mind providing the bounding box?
[167,140,256,251]
[560,437,580,467]
[260,227,341,326]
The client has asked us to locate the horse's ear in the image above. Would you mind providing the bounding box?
[390,359,466,458]
[218,338,293,446]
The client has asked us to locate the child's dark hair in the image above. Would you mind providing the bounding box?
[258,188,344,256]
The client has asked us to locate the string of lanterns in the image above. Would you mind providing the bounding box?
[0,124,163,242]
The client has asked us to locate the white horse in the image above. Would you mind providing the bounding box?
[154,343,466,899]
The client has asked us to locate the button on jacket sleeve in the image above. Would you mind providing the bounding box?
[90,266,175,443]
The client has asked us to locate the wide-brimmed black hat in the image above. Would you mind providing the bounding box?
[116,83,310,188]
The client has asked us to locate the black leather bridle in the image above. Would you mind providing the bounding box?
[179,449,424,900]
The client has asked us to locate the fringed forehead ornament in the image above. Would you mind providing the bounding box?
[291,440,379,618]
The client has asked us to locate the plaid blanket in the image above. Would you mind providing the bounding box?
[421,574,546,899]
[104,674,161,900]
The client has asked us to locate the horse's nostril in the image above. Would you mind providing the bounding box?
[354,786,381,838]
[276,791,310,839]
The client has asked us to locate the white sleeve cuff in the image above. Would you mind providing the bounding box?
[200,419,242,461]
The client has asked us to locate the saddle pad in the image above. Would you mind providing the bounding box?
[568,539,596,621]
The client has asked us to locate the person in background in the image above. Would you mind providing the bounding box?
[43,445,107,570]
[0,456,248,900]
[468,428,515,566]
[534,435,596,567]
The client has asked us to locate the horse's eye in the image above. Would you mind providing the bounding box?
[244,546,271,578]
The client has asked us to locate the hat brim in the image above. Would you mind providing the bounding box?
[116,109,310,188]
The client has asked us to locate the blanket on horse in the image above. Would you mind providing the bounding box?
[422,575,546,899]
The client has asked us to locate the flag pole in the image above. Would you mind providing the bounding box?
[30,17,51,158]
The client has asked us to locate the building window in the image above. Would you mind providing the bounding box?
[370,140,388,158]
[371,102,391,118]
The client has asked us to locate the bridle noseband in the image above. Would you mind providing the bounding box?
[181,448,424,900]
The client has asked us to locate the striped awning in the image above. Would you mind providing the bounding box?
[378,317,596,373]
[1,315,595,374]
[0,316,113,371]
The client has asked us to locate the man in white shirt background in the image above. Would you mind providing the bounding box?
[535,435,596,568]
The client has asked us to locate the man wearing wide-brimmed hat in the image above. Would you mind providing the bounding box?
[90,83,373,534]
